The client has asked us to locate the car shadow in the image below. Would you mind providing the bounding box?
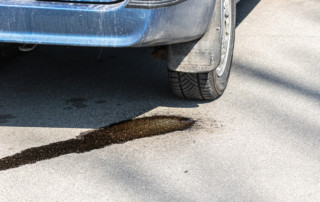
[236,0,261,27]
[0,45,203,128]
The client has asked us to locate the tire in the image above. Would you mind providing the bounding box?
[168,0,236,101]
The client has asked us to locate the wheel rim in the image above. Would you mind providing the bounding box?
[216,0,232,77]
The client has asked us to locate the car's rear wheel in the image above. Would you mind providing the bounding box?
[168,0,235,100]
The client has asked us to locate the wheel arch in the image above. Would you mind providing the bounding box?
[167,0,223,73]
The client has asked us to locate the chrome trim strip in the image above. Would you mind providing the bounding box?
[126,0,187,9]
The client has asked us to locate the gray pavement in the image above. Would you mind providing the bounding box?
[1,0,320,201]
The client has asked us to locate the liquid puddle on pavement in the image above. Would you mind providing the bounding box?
[0,116,195,171]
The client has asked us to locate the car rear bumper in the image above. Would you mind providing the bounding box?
[0,0,215,47]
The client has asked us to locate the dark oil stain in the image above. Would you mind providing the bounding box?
[63,106,73,111]
[0,116,195,171]
[95,100,107,104]
[66,98,87,109]
[0,114,16,124]
[184,170,188,173]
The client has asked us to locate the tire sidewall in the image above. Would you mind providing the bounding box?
[213,0,236,95]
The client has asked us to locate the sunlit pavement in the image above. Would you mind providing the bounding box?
[1,0,320,201]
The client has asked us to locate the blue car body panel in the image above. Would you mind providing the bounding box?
[0,0,216,47]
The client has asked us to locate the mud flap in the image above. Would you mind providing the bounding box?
[167,0,222,73]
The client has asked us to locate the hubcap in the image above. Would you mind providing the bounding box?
[216,0,232,77]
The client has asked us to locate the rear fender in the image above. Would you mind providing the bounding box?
[167,0,222,73]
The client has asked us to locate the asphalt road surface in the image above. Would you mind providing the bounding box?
[1,0,320,201]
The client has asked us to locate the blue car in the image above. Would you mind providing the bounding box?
[0,0,237,100]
